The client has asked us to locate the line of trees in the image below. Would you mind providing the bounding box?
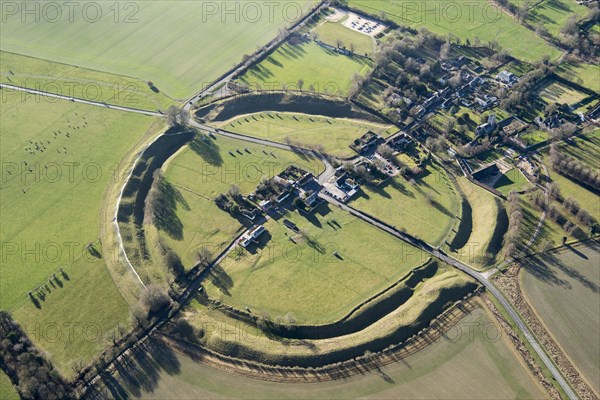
[0,311,71,400]
[549,145,600,191]
[502,193,524,258]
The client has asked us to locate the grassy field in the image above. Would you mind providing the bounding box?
[556,62,600,91]
[12,251,130,378]
[0,371,19,400]
[219,112,394,158]
[157,134,325,267]
[348,0,561,62]
[0,51,174,110]
[237,41,372,95]
[527,0,591,39]
[313,21,375,56]
[0,1,315,99]
[350,164,459,245]
[98,306,547,399]
[0,94,154,308]
[0,95,155,374]
[521,243,600,393]
[538,81,589,105]
[453,177,503,267]
[494,168,533,195]
[204,204,429,324]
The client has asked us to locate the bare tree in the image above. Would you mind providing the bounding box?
[228,184,241,200]
[140,284,171,315]
[197,247,213,268]
[440,41,451,59]
[166,106,189,127]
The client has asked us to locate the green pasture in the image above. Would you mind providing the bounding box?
[350,165,459,245]
[0,94,154,308]
[556,63,600,91]
[527,0,591,39]
[542,130,600,221]
[0,51,174,110]
[0,371,19,400]
[237,41,372,95]
[0,95,153,375]
[220,112,394,158]
[538,81,589,106]
[0,1,316,99]
[204,204,430,324]
[348,0,561,63]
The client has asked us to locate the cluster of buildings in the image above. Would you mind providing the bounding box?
[253,166,322,215]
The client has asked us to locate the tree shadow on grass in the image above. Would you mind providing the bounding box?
[429,199,454,218]
[153,178,189,240]
[539,251,600,294]
[189,134,223,166]
[91,337,181,399]
[389,178,415,198]
[521,255,570,289]
[207,264,234,296]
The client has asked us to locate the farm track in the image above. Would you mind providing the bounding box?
[0,83,162,117]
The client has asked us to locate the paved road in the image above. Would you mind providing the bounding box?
[0,83,163,117]
[319,192,578,400]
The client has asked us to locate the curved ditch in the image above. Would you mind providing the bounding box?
[203,277,479,368]
[204,260,441,340]
[196,92,386,124]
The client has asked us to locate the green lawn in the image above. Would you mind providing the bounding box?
[521,243,600,393]
[350,165,459,245]
[0,51,174,110]
[520,130,549,146]
[101,306,547,399]
[219,112,393,158]
[494,168,533,195]
[556,62,600,91]
[0,371,19,400]
[527,0,591,39]
[158,134,325,267]
[348,0,561,63]
[237,41,372,95]
[313,21,375,56]
[538,81,589,106]
[204,204,430,324]
[0,1,316,99]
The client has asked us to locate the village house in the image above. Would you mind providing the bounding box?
[239,225,266,248]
